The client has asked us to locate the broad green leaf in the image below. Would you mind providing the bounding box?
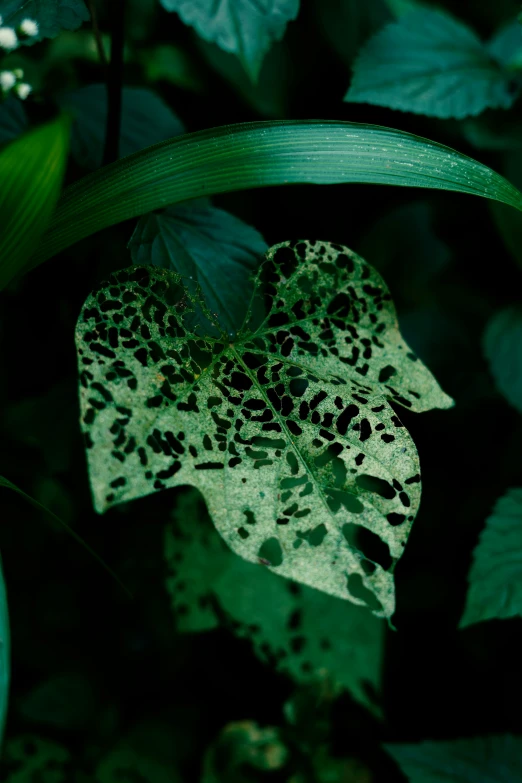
[77,240,452,618]
[1,735,71,781]
[159,0,299,82]
[0,114,69,290]
[0,0,89,42]
[165,489,384,713]
[57,85,185,170]
[385,735,522,783]
[18,672,97,730]
[128,201,267,334]
[483,307,522,413]
[460,488,522,627]
[0,96,28,146]
[32,120,522,270]
[345,9,520,119]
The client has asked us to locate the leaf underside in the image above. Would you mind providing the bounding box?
[76,240,452,617]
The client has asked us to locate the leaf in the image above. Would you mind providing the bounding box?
[483,307,522,413]
[488,19,522,70]
[17,672,97,730]
[158,0,300,82]
[0,0,89,42]
[128,201,267,334]
[0,114,69,290]
[202,721,288,783]
[138,43,204,92]
[0,96,28,147]
[32,120,522,271]
[345,9,520,119]
[315,0,393,68]
[77,240,452,618]
[1,735,71,781]
[384,735,522,783]
[165,489,384,713]
[57,85,185,170]
[460,488,522,627]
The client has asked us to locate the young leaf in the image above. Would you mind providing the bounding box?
[460,488,522,627]
[32,120,522,270]
[1,735,71,777]
[128,201,267,334]
[384,735,522,782]
[345,9,520,119]
[158,0,299,82]
[483,307,522,414]
[57,85,185,170]
[0,114,69,290]
[165,489,384,714]
[0,0,89,42]
[76,240,452,617]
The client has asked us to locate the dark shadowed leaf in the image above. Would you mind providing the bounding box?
[0,0,89,42]
[76,240,452,617]
[128,201,267,334]
[57,85,185,169]
[385,735,522,782]
[165,488,384,713]
[483,307,522,413]
[158,0,299,82]
[0,96,28,146]
[460,488,522,626]
[346,9,520,118]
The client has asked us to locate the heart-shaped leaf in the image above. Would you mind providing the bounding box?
[76,240,452,617]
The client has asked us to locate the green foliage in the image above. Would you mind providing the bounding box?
[385,735,522,782]
[33,120,522,269]
[202,721,288,782]
[0,735,71,781]
[158,0,300,82]
[0,0,89,42]
[346,9,521,119]
[460,488,522,627]
[165,488,384,713]
[77,239,451,618]
[0,114,69,289]
[58,84,185,169]
[128,200,267,334]
[0,96,27,146]
[483,307,522,413]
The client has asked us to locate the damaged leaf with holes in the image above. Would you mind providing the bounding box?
[76,240,453,618]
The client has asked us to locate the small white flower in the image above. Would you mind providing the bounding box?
[0,70,16,91]
[15,82,31,100]
[13,68,24,79]
[0,26,18,50]
[19,18,38,37]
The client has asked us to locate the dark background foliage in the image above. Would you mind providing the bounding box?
[1,0,521,779]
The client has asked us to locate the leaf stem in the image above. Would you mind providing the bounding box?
[86,0,108,68]
[103,0,126,166]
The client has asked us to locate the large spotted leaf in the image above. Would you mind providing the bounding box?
[76,240,453,617]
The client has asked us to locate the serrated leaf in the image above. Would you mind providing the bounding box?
[345,9,520,119]
[460,488,522,627]
[384,735,522,783]
[128,201,267,334]
[0,0,89,42]
[57,85,185,170]
[483,307,522,413]
[165,488,384,713]
[0,114,69,290]
[159,0,299,82]
[77,240,452,617]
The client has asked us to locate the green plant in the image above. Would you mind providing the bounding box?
[1,1,522,780]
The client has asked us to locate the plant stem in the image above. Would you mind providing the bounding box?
[103,0,126,166]
[86,0,108,68]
